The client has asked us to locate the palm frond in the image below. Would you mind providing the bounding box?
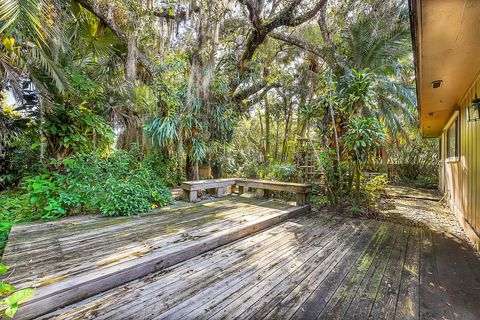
[0,0,60,48]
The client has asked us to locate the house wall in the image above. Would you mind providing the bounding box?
[440,74,480,251]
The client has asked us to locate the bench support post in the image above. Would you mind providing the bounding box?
[208,187,225,198]
[296,193,309,206]
[183,190,198,202]
[238,186,246,195]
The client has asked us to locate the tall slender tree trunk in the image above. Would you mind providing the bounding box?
[265,97,271,162]
[258,107,265,161]
[186,153,199,181]
[281,102,293,162]
[274,122,279,161]
[329,103,341,176]
[381,146,389,177]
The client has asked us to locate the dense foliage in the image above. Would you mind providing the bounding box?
[0,0,444,316]
[0,0,440,252]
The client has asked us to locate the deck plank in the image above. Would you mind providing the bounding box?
[4,196,308,320]
[316,223,399,320]
[187,218,368,320]
[93,216,334,320]
[368,225,409,319]
[149,217,346,320]
[339,223,402,319]
[428,230,480,319]
[395,227,420,320]
[235,220,378,320]
[285,221,389,320]
[9,194,480,320]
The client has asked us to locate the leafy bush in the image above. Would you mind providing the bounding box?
[363,174,388,203]
[0,222,12,257]
[259,163,297,182]
[0,149,173,224]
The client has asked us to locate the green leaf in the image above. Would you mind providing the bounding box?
[0,264,8,275]
[4,302,17,318]
[1,288,35,318]
[0,282,15,294]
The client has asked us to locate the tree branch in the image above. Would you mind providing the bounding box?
[231,81,279,108]
[74,0,158,76]
[237,0,327,69]
[269,32,326,57]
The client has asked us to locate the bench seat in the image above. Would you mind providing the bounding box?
[181,178,311,206]
[235,179,311,206]
[181,178,237,202]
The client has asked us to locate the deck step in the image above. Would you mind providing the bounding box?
[13,202,309,320]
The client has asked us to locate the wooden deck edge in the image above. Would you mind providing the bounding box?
[14,205,310,320]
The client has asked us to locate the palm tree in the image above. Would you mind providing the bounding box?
[338,6,417,136]
[0,0,68,97]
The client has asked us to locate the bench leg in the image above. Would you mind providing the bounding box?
[208,187,225,198]
[296,193,310,206]
[256,188,265,198]
[238,186,246,195]
[216,187,225,197]
[183,190,198,202]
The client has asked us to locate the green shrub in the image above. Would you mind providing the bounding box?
[100,181,152,216]
[363,174,388,203]
[0,149,173,223]
[0,222,12,257]
[259,163,296,182]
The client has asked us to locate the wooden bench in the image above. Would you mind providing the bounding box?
[181,178,311,206]
[182,178,237,202]
[235,179,311,206]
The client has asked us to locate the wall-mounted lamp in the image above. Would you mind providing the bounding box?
[468,94,480,121]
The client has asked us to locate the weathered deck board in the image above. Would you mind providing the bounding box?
[2,195,309,319]
[40,210,480,320]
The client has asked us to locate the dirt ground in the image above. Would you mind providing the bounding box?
[380,185,466,240]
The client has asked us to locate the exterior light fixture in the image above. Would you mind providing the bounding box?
[468,94,480,121]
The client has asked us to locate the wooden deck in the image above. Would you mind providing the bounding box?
[2,196,308,319]
[40,211,480,319]
[3,192,480,320]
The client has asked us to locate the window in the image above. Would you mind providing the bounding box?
[446,116,459,159]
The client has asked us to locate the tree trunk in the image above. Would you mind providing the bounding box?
[381,146,389,177]
[355,164,361,203]
[125,35,137,89]
[177,126,184,180]
[281,101,293,162]
[274,121,279,160]
[186,154,199,181]
[265,97,271,162]
[258,107,266,161]
[212,163,222,179]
